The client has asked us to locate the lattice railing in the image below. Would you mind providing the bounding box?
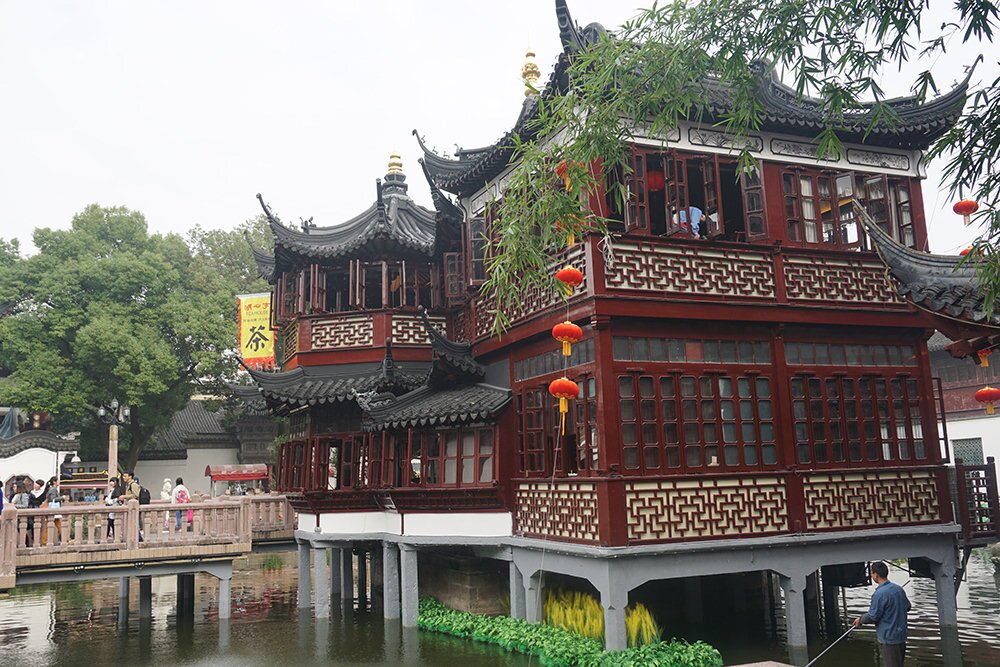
[955,457,1000,543]
[280,319,298,363]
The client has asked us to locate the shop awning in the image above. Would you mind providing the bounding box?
[204,464,269,481]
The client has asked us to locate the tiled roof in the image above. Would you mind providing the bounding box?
[418,1,970,196]
[362,383,511,431]
[246,360,428,409]
[0,430,77,458]
[145,400,236,458]
[863,216,1000,329]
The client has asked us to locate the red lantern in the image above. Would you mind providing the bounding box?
[552,321,583,357]
[979,349,993,368]
[646,169,665,191]
[555,159,581,192]
[548,376,579,434]
[555,266,584,296]
[975,385,1000,415]
[960,247,973,256]
[953,199,979,226]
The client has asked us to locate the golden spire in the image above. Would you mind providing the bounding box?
[387,151,403,174]
[522,48,540,97]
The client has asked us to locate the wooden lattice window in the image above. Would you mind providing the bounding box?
[790,373,925,467]
[783,169,859,247]
[408,427,495,487]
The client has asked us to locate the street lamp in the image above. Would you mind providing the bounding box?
[97,398,130,479]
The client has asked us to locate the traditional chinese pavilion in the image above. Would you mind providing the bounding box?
[244,1,996,659]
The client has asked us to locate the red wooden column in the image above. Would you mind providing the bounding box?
[771,325,806,532]
[590,311,627,546]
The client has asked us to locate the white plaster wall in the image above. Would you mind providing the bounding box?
[946,416,1000,464]
[0,448,60,487]
[403,512,512,538]
[134,448,239,497]
[297,512,317,532]
[318,511,402,536]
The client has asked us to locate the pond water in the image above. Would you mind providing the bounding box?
[0,549,997,666]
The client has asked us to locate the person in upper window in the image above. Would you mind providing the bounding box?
[673,206,703,238]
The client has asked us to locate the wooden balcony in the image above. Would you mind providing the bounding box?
[468,236,913,347]
[513,464,954,547]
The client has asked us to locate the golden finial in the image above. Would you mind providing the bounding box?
[522,49,540,97]
[388,152,403,174]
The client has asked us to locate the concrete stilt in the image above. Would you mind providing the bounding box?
[357,549,368,600]
[313,548,330,618]
[297,541,312,609]
[219,619,232,650]
[341,547,354,601]
[371,547,383,601]
[525,572,543,623]
[600,588,628,652]
[330,548,342,599]
[218,575,232,620]
[383,542,401,620]
[138,576,152,619]
[118,576,130,627]
[400,544,419,628]
[805,572,821,634]
[684,576,704,624]
[177,573,195,619]
[820,569,841,635]
[779,573,809,665]
[509,561,526,620]
[931,558,958,628]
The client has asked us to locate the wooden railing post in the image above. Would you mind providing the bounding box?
[239,497,252,543]
[1,506,16,589]
[986,457,1000,537]
[954,459,971,540]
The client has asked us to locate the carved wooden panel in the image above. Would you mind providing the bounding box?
[784,256,903,305]
[474,246,588,339]
[281,320,298,363]
[803,470,941,530]
[604,242,775,298]
[625,477,788,542]
[515,481,600,543]
[390,314,444,345]
[311,315,374,349]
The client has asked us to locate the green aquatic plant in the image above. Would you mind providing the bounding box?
[418,597,722,667]
[260,555,284,572]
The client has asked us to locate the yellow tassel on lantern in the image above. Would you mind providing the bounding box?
[558,397,568,434]
[979,350,991,367]
[567,231,575,246]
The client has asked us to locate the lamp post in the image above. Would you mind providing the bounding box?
[97,398,130,479]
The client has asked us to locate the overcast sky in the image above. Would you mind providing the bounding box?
[0,1,993,255]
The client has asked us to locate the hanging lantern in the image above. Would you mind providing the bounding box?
[548,376,580,435]
[646,169,665,191]
[953,200,979,226]
[974,385,1000,415]
[979,349,993,368]
[960,247,973,257]
[555,266,584,296]
[552,321,583,357]
[555,215,588,246]
[555,159,582,192]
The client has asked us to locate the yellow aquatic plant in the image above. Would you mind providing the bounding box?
[543,587,662,647]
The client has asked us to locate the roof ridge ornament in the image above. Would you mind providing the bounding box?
[388,151,403,174]
[523,48,541,96]
[255,193,282,227]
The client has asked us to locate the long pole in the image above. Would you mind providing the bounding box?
[108,423,118,478]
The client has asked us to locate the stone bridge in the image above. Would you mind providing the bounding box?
[0,494,295,618]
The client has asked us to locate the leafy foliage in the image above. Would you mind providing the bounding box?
[0,205,259,469]
[485,1,1000,331]
[418,597,722,667]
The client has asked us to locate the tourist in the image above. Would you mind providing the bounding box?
[28,479,46,545]
[673,205,703,239]
[853,561,910,667]
[105,478,119,539]
[120,471,141,502]
[46,477,63,545]
[170,477,191,531]
[13,482,34,547]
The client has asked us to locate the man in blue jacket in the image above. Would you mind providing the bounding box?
[853,561,911,667]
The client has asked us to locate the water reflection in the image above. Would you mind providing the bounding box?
[0,549,997,666]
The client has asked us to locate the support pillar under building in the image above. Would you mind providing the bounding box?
[383,542,401,620]
[341,547,354,601]
[509,561,526,620]
[177,573,195,620]
[400,544,419,628]
[600,587,628,652]
[138,576,152,620]
[357,549,368,601]
[218,574,232,620]
[118,576,130,627]
[931,558,958,628]
[313,547,330,618]
[779,573,809,665]
[525,572,543,623]
[330,548,342,599]
[297,541,312,609]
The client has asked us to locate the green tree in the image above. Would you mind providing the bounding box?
[187,214,272,298]
[0,205,238,471]
[487,1,999,330]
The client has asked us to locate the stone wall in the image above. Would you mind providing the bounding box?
[418,551,508,616]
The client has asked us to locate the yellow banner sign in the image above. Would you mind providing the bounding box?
[238,293,275,370]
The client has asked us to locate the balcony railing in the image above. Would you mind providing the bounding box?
[954,457,1000,545]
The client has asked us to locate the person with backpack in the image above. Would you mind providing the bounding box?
[170,477,191,531]
[120,471,150,540]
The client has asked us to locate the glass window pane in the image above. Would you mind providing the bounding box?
[619,376,634,398]
[613,337,630,360]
